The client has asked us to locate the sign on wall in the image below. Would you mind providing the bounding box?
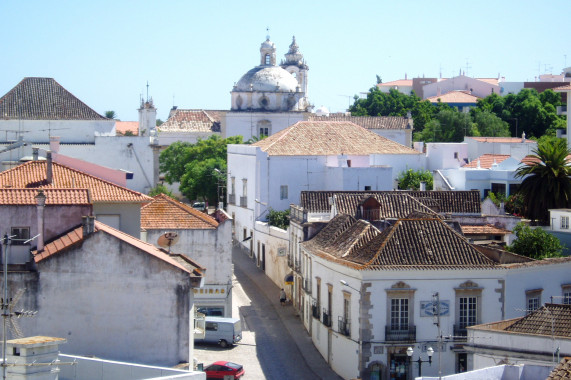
[420,300,450,317]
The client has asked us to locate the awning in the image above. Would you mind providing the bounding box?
[284,273,294,284]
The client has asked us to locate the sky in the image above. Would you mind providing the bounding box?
[1,1,570,122]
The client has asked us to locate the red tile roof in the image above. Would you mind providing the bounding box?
[141,194,218,229]
[0,188,91,205]
[426,91,480,104]
[252,121,420,156]
[467,137,535,143]
[377,79,413,87]
[33,220,204,276]
[461,224,510,235]
[553,84,571,92]
[547,357,571,379]
[158,109,222,133]
[463,154,511,169]
[0,161,151,203]
[115,121,139,135]
[308,115,411,130]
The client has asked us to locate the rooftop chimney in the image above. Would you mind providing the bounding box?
[420,181,427,191]
[35,190,46,252]
[49,136,60,153]
[46,151,53,184]
[32,147,39,161]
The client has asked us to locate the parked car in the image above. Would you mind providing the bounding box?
[204,361,244,379]
[192,201,206,212]
[195,316,242,348]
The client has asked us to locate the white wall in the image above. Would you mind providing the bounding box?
[252,221,289,289]
[426,143,468,171]
[549,209,571,232]
[223,112,305,140]
[465,138,537,162]
[0,119,115,143]
[423,76,499,99]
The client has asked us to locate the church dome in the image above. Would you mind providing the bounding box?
[235,66,299,92]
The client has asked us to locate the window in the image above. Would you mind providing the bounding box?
[260,127,269,136]
[491,183,506,196]
[561,216,569,230]
[454,152,459,159]
[364,186,371,191]
[231,177,235,195]
[316,278,321,311]
[242,179,247,197]
[280,185,288,200]
[10,227,30,245]
[458,297,477,328]
[390,298,409,330]
[526,289,542,314]
[205,322,218,331]
[265,54,270,65]
[562,285,571,305]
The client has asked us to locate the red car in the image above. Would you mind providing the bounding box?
[203,361,245,379]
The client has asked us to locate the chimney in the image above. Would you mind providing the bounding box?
[82,216,95,237]
[46,151,53,184]
[420,181,427,191]
[35,190,46,252]
[32,148,39,161]
[49,136,60,153]
[521,131,526,143]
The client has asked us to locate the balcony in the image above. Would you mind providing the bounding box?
[312,304,320,319]
[453,324,468,340]
[338,317,350,337]
[385,325,416,342]
[322,310,332,327]
[239,196,247,207]
[228,194,236,205]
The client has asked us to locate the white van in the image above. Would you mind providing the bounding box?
[195,317,242,348]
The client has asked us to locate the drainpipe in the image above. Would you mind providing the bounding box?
[35,190,46,252]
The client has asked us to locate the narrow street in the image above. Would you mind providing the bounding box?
[194,246,342,380]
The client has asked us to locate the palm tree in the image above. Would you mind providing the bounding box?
[515,141,571,223]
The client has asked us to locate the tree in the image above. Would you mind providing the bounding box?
[396,168,433,190]
[414,108,476,142]
[470,109,510,137]
[514,142,571,223]
[506,223,563,259]
[148,183,174,197]
[268,208,290,230]
[156,119,164,127]
[105,110,117,119]
[159,135,244,203]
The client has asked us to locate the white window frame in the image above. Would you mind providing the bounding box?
[526,289,542,314]
[561,216,569,230]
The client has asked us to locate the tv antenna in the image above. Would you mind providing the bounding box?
[157,232,179,254]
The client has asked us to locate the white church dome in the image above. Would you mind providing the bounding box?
[315,106,330,117]
[235,66,299,93]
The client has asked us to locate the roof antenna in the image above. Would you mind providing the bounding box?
[146,81,149,103]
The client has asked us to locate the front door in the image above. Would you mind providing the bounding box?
[389,354,409,380]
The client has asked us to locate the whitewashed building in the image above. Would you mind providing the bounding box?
[141,194,233,317]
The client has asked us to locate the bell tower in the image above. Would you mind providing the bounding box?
[281,36,309,94]
[260,34,276,66]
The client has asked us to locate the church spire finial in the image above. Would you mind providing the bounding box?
[266,26,270,41]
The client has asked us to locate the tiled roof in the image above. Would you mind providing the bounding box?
[115,121,139,135]
[33,220,204,276]
[463,154,511,169]
[0,161,151,203]
[467,137,535,143]
[461,224,510,235]
[0,188,91,205]
[303,214,498,270]
[547,357,571,380]
[553,84,571,92]
[333,193,440,219]
[426,91,480,104]
[477,78,500,85]
[307,115,411,130]
[505,304,571,338]
[157,109,222,133]
[0,77,106,120]
[299,190,481,214]
[141,194,218,229]
[252,121,420,156]
[377,79,413,87]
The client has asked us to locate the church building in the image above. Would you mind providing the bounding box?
[222,35,312,140]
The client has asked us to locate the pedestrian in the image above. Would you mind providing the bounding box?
[280,288,286,306]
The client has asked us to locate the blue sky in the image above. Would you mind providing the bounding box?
[1,1,570,122]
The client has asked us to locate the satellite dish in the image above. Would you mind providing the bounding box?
[157,232,179,253]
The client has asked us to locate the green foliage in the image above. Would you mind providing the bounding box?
[105,110,116,119]
[123,131,135,136]
[148,183,174,197]
[268,208,290,230]
[470,109,510,137]
[486,192,507,207]
[156,119,164,127]
[515,141,571,223]
[376,75,382,84]
[159,135,244,203]
[506,223,563,259]
[396,168,433,190]
[414,109,476,142]
[505,193,525,216]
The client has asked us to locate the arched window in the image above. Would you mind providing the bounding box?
[265,54,270,65]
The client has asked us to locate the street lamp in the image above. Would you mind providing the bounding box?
[407,346,434,378]
[339,279,361,294]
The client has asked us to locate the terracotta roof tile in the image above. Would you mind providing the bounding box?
[426,91,481,104]
[547,357,571,380]
[0,77,106,120]
[303,214,498,270]
[461,224,510,235]
[252,121,420,156]
[467,137,535,143]
[300,190,481,214]
[0,161,151,203]
[505,304,571,338]
[464,154,511,169]
[33,220,204,276]
[158,109,222,133]
[333,193,440,219]
[377,79,413,87]
[553,84,571,92]
[115,121,139,135]
[141,194,218,230]
[0,188,91,205]
[308,115,412,130]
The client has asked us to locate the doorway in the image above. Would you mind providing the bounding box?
[389,354,409,380]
